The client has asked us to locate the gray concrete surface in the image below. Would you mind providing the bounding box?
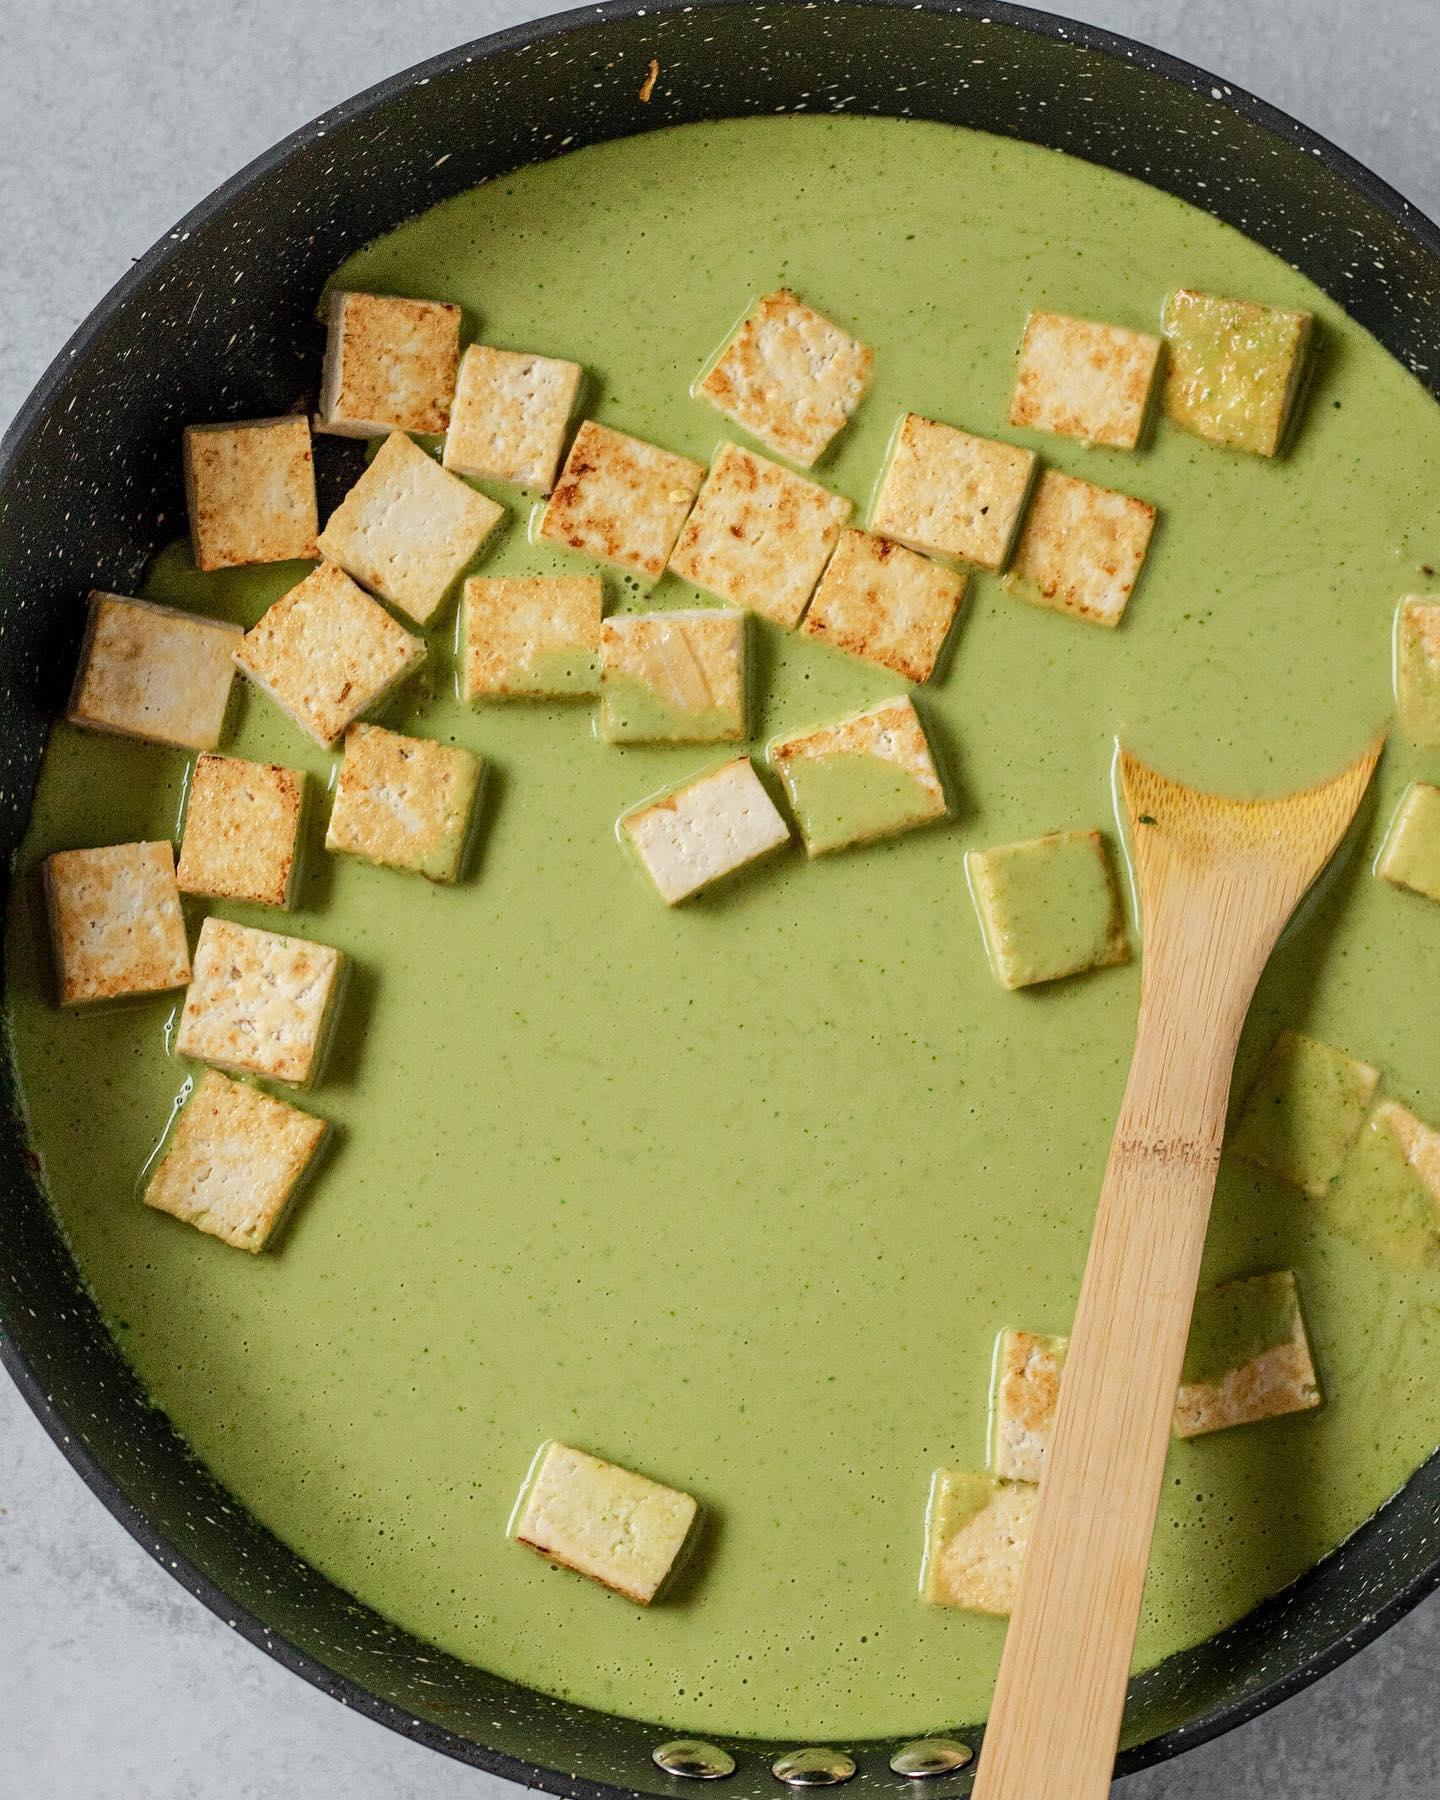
[2,2,1438,1795]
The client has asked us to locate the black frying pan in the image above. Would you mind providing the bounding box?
[3,4,1439,1794]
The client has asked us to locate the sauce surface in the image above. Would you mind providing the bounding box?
[7,116,1440,1739]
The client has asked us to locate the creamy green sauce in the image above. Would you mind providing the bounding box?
[7,117,1440,1741]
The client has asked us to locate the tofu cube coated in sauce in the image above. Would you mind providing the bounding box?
[461,575,603,700]
[599,609,746,745]
[767,695,946,857]
[1227,1030,1379,1197]
[512,1440,699,1604]
[325,723,482,883]
[1160,288,1313,457]
[1174,1270,1321,1439]
[921,1470,1035,1615]
[966,829,1130,990]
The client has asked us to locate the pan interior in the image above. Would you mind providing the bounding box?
[6,114,1440,1743]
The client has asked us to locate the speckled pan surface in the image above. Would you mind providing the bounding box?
[2,2,1439,1794]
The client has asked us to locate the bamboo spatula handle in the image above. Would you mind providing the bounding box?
[971,963,1254,1800]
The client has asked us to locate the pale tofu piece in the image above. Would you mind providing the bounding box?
[621,758,791,906]
[43,842,191,1007]
[461,575,602,700]
[325,723,482,882]
[800,529,967,683]
[317,430,505,627]
[1008,312,1162,450]
[668,443,851,628]
[1377,781,1440,903]
[966,830,1130,990]
[921,1470,1035,1615]
[1319,1100,1440,1270]
[513,1440,699,1604]
[695,289,874,467]
[869,414,1036,573]
[175,917,343,1086]
[177,754,304,908]
[600,609,746,744]
[1174,1270,1321,1439]
[183,416,320,571]
[1003,470,1156,629]
[144,1069,327,1252]
[539,421,704,582]
[1161,289,1314,457]
[442,344,583,491]
[1395,596,1440,749]
[316,290,462,439]
[992,1329,1068,1484]
[67,591,243,752]
[1228,1030,1380,1197]
[767,695,946,857]
[233,561,426,748]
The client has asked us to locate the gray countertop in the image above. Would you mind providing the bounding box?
[2,3,1437,1795]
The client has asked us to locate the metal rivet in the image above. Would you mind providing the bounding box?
[653,1739,737,1781]
[772,1747,858,1787]
[888,1739,974,1779]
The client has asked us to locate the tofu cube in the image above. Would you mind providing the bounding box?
[177,754,304,909]
[325,723,482,882]
[461,575,602,700]
[1174,1270,1321,1439]
[1008,311,1162,450]
[921,1470,1035,1615]
[316,290,462,439]
[1227,1029,1380,1197]
[966,830,1130,990]
[695,289,873,467]
[317,430,505,627]
[621,757,790,906]
[800,529,967,683]
[183,415,320,572]
[600,609,746,744]
[144,1069,327,1252]
[1320,1100,1440,1271]
[1396,596,1440,749]
[992,1329,1068,1484]
[442,344,583,492]
[43,842,191,1007]
[667,442,852,628]
[1003,470,1156,629]
[869,413,1036,572]
[767,695,946,857]
[67,591,243,752]
[1377,781,1440,904]
[1161,289,1313,457]
[512,1440,699,1604]
[539,421,704,582]
[175,917,344,1086]
[233,561,426,748]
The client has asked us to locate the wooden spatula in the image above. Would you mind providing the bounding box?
[971,737,1383,1800]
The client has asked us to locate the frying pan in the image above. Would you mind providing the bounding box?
[3,3,1439,1793]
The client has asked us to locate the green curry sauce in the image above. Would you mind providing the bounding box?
[6,118,1440,1740]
